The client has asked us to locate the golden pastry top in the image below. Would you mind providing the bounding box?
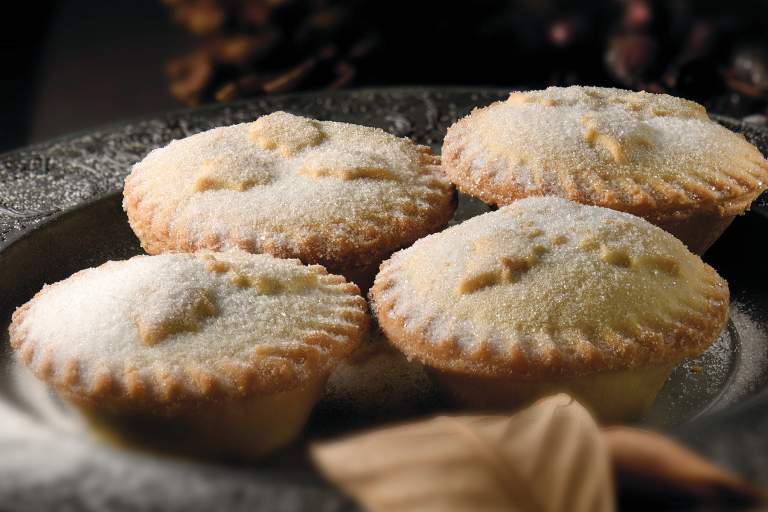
[250,111,325,156]
[193,154,273,192]
[134,287,218,347]
[371,197,729,378]
[506,88,707,119]
[443,86,768,215]
[124,112,453,266]
[10,251,369,404]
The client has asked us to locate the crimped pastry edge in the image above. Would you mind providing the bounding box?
[123,144,457,273]
[370,248,730,380]
[441,101,768,220]
[9,255,370,410]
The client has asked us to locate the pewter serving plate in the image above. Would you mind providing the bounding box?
[1,88,767,511]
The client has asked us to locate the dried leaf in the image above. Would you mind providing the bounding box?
[311,394,614,512]
[605,427,766,507]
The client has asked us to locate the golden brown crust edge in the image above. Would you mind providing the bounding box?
[123,145,457,274]
[370,256,729,380]
[441,109,768,222]
[9,260,370,410]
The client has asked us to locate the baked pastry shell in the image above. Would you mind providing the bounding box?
[123,146,456,288]
[74,373,327,459]
[371,261,729,381]
[371,214,729,421]
[442,105,768,254]
[8,262,370,411]
[428,363,677,422]
[650,209,737,255]
[9,256,370,458]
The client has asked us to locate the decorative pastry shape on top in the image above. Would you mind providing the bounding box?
[9,250,370,458]
[370,196,729,420]
[10,250,369,406]
[250,111,325,156]
[193,155,273,192]
[442,86,768,253]
[124,112,455,288]
[134,287,218,347]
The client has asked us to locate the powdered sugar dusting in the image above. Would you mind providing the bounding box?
[375,196,728,371]
[445,86,768,208]
[15,251,365,392]
[125,112,453,265]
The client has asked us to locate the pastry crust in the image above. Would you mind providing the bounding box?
[370,197,729,380]
[442,87,768,249]
[123,112,456,280]
[429,363,677,422]
[10,251,369,409]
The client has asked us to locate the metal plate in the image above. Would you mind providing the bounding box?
[1,88,768,510]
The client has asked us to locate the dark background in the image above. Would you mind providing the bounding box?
[2,0,767,152]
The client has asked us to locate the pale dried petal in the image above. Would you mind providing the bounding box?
[312,394,614,512]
